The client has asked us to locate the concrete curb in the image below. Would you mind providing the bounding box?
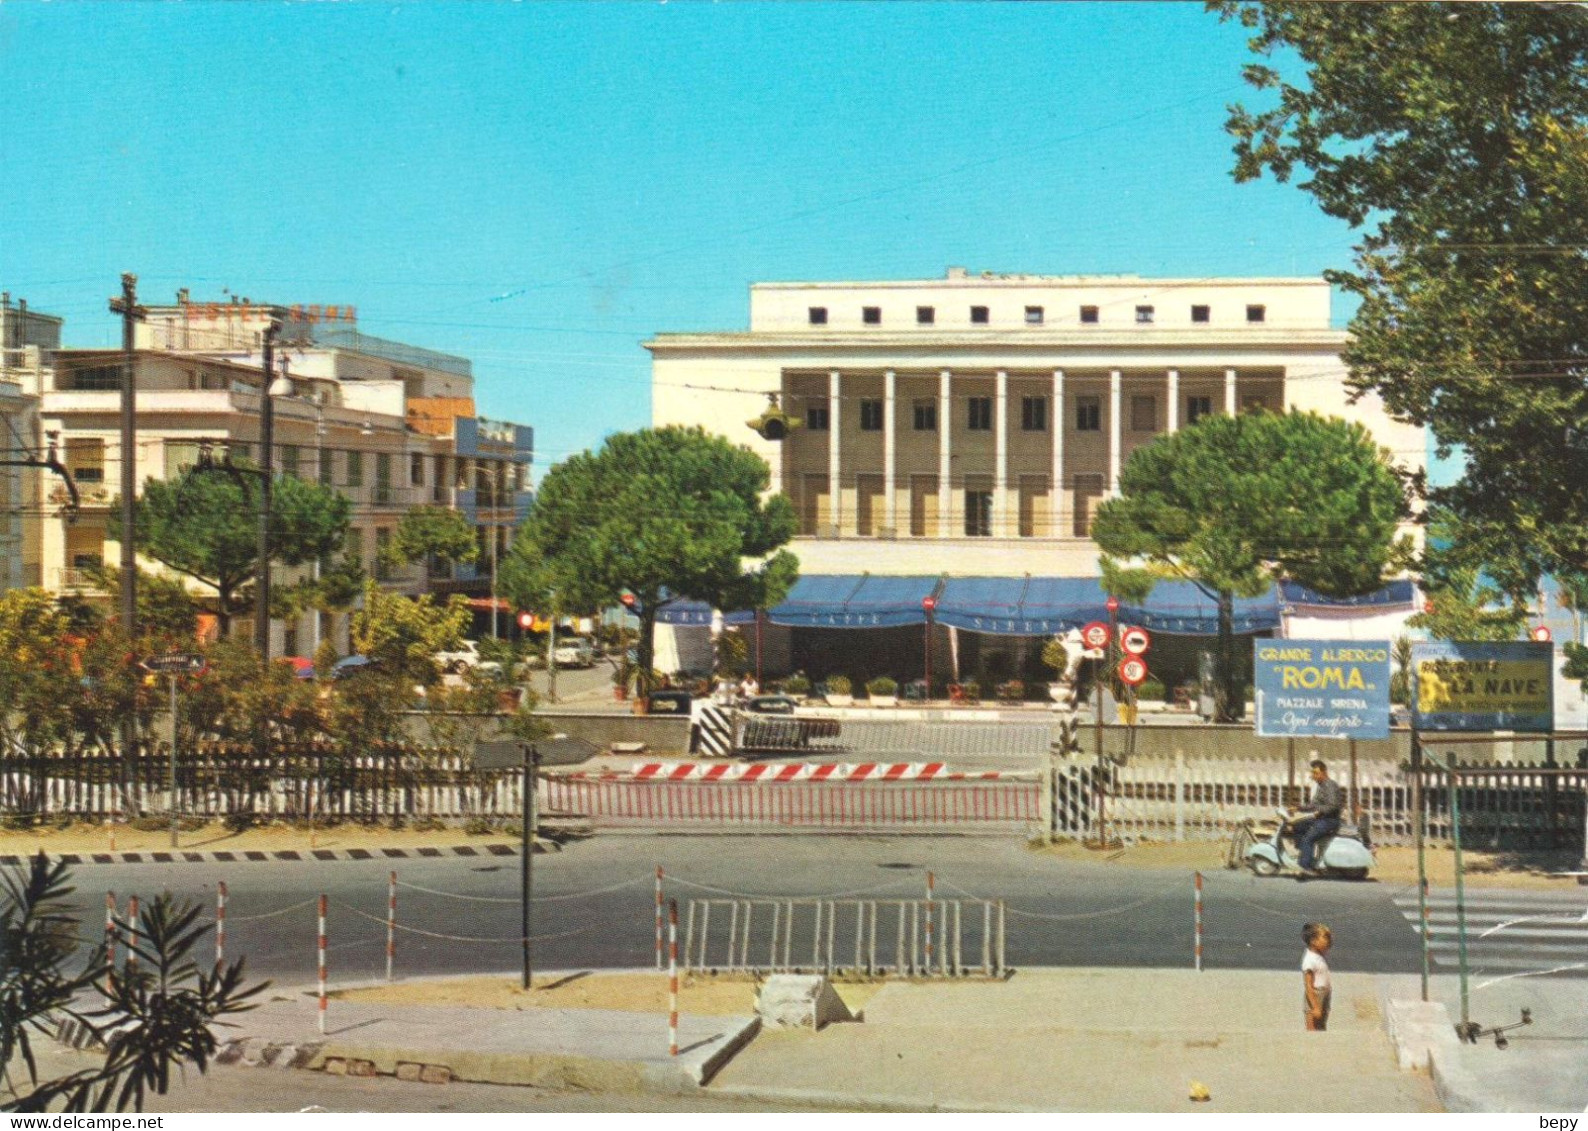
[0,841,559,868]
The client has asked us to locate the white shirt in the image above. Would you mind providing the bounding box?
[1302,948,1331,990]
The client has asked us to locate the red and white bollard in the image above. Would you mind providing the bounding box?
[126,895,139,972]
[215,881,227,971]
[655,866,665,971]
[1194,871,1204,972]
[668,899,679,1057]
[104,891,116,964]
[386,872,396,983]
[317,894,328,1035]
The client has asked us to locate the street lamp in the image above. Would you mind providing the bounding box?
[254,321,290,661]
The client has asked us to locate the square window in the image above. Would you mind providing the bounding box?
[1024,305,1044,325]
[1131,394,1157,432]
[1191,305,1210,323]
[1075,396,1101,432]
[967,396,993,431]
[970,305,990,324]
[916,306,935,325]
[808,306,828,325]
[1186,396,1213,424]
[1135,305,1155,324]
[1246,304,1266,323]
[1079,305,1099,324]
[1021,395,1048,431]
[859,399,884,431]
[913,399,937,431]
[964,488,993,538]
[806,403,831,431]
[862,306,882,325]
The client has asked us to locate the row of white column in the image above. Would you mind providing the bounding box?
[814,366,1239,535]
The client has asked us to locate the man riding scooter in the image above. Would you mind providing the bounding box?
[1286,758,1346,875]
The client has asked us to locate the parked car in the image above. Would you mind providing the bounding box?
[433,640,502,675]
[552,637,596,669]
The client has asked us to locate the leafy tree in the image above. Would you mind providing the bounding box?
[2,855,265,1113]
[378,506,479,574]
[350,581,471,688]
[83,566,199,647]
[503,427,797,696]
[1212,1,1588,600]
[0,589,76,755]
[178,640,322,750]
[115,471,351,635]
[275,551,366,630]
[1091,410,1406,721]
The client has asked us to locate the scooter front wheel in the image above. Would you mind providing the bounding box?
[1249,855,1280,877]
[1333,867,1369,881]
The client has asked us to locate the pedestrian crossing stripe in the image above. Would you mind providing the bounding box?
[1391,892,1588,975]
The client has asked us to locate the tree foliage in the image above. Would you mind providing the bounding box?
[378,505,479,572]
[503,427,798,692]
[1213,0,1588,590]
[1091,410,1406,720]
[2,856,266,1113]
[117,471,351,633]
[350,581,471,688]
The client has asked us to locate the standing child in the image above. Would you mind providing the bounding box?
[1301,922,1332,1031]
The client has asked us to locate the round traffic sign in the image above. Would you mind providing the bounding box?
[518,611,534,630]
[1120,625,1151,656]
[1118,656,1149,687]
[1105,595,1120,613]
[1532,625,1552,642]
[1081,621,1111,650]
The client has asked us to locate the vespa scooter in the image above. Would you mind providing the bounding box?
[1245,808,1374,880]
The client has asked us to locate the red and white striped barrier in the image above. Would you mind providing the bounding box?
[216,881,227,970]
[567,762,1033,783]
[317,893,328,1035]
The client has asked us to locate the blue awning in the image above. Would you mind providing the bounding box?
[767,575,941,629]
[654,598,755,627]
[935,577,1110,635]
[1121,581,1281,635]
[1279,579,1416,609]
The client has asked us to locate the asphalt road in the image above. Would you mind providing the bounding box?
[56,835,1428,986]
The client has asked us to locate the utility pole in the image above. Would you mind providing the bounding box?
[255,321,279,660]
[108,274,144,766]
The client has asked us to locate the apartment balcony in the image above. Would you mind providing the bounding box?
[55,567,111,594]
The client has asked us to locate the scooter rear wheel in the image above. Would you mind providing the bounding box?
[1249,856,1280,877]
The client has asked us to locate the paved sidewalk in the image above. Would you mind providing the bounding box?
[194,967,1448,1112]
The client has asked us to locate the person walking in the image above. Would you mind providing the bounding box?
[1288,758,1345,874]
[1301,922,1333,1031]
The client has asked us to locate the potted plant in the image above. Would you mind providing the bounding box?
[865,676,898,707]
[823,674,853,707]
[612,662,631,701]
[996,679,1025,704]
[784,673,812,700]
[959,680,980,704]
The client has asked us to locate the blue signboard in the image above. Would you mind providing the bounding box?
[1411,641,1554,732]
[1253,639,1392,740]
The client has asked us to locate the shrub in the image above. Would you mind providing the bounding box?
[960,680,980,701]
[784,673,811,696]
[824,675,852,696]
[1138,677,1166,702]
[996,679,1025,702]
[223,811,258,833]
[866,676,898,697]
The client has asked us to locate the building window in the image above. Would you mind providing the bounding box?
[808,306,828,325]
[375,528,392,581]
[970,305,990,324]
[1079,305,1099,324]
[806,403,830,431]
[1075,396,1101,432]
[65,439,105,484]
[859,399,884,431]
[281,444,301,479]
[964,488,993,537]
[346,449,363,488]
[1131,394,1157,432]
[1072,474,1105,537]
[320,449,335,487]
[410,453,425,487]
[1021,395,1048,432]
[375,452,394,504]
[68,364,121,391]
[1186,396,1213,425]
[1242,394,1271,413]
[862,306,882,325]
[1191,304,1210,323]
[916,306,935,325]
[1024,305,1044,325]
[913,399,937,431]
[228,442,251,466]
[1135,305,1155,324]
[967,396,993,431]
[1246,304,1266,323]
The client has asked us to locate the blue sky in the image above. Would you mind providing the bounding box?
[2,2,1365,471]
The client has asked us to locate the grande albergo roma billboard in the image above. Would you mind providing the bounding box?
[1254,640,1392,740]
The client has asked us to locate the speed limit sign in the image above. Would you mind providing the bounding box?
[1120,625,1151,656]
[1118,656,1149,686]
[1081,621,1111,650]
